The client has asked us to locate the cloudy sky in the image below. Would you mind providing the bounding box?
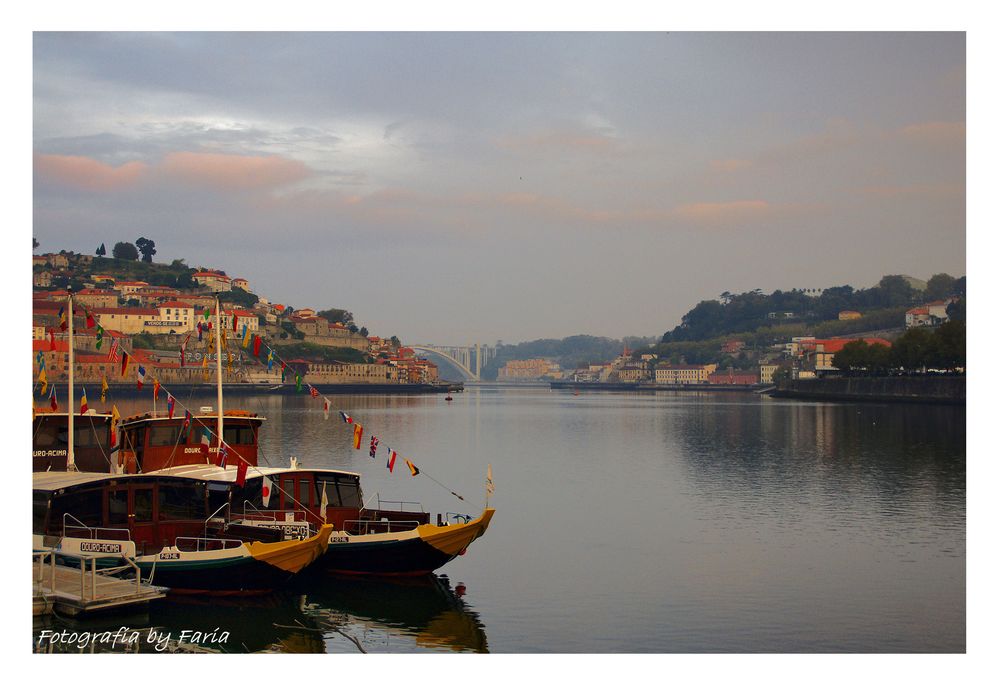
[32,32,965,344]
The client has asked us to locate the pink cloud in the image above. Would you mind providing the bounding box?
[899,121,965,144]
[34,154,147,191]
[160,152,311,190]
[710,159,753,173]
[673,200,772,225]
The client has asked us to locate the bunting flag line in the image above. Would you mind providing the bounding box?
[352,423,363,449]
[167,394,175,419]
[80,387,88,415]
[386,449,397,473]
[136,365,146,390]
[120,351,130,378]
[340,411,352,424]
[58,306,67,331]
[38,369,48,396]
[405,458,420,477]
[261,477,273,507]
[323,399,330,420]
[49,386,58,411]
[110,405,120,447]
[369,435,379,458]
[101,376,109,403]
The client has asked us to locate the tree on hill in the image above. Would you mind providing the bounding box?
[96,243,106,257]
[112,241,139,260]
[318,308,354,325]
[33,237,39,250]
[925,273,957,300]
[135,237,156,263]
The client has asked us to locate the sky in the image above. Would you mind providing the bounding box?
[32,31,966,345]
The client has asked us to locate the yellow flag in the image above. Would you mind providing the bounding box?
[242,326,251,349]
[38,369,48,395]
[101,376,109,402]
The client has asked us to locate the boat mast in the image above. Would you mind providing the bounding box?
[215,297,224,459]
[66,288,76,472]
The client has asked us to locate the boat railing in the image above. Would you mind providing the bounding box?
[242,501,307,523]
[62,513,132,541]
[375,497,425,513]
[174,536,244,552]
[204,502,230,539]
[344,519,423,535]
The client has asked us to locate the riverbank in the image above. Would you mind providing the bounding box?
[772,376,965,405]
[550,381,767,392]
[63,382,462,397]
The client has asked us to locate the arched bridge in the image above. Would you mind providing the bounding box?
[411,344,495,381]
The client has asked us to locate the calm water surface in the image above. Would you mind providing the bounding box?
[35,387,965,653]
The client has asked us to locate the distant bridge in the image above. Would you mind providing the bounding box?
[411,344,495,381]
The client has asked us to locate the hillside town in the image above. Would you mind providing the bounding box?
[32,248,440,388]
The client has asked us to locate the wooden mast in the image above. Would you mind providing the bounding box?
[215,297,224,458]
[66,288,76,472]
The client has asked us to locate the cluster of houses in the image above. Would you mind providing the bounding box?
[32,254,438,387]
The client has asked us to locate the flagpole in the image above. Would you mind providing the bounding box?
[67,288,76,472]
[215,298,224,463]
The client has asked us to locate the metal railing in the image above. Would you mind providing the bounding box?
[344,519,422,535]
[34,548,145,602]
[174,536,243,552]
[242,501,306,522]
[375,497,425,513]
[62,513,131,541]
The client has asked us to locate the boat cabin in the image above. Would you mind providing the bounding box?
[32,411,113,472]
[117,410,265,473]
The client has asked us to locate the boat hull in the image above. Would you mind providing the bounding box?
[319,509,494,576]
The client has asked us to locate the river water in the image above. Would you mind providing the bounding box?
[34,387,965,653]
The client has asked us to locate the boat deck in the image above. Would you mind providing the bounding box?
[33,553,166,616]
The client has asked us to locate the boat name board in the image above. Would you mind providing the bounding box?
[34,450,68,457]
[80,541,122,554]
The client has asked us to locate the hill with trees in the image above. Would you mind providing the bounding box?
[480,335,656,380]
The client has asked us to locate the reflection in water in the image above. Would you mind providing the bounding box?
[33,574,487,653]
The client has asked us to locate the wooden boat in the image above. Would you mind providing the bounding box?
[32,410,112,472]
[32,469,332,593]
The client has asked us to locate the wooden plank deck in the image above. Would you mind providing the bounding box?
[33,556,166,616]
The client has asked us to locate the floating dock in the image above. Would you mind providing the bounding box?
[33,551,166,616]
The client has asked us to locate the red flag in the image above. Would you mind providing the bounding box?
[236,460,248,487]
[232,313,238,332]
[49,387,58,411]
[167,394,175,419]
[253,335,262,357]
[85,310,95,329]
[310,386,319,398]
[120,351,130,378]
[79,388,88,415]
[49,329,56,351]
[387,450,397,473]
[153,378,160,400]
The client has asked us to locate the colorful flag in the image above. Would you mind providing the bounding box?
[405,459,420,477]
[232,313,238,332]
[85,309,95,329]
[95,325,104,350]
[182,410,192,438]
[80,387,88,415]
[49,329,56,351]
[340,411,352,424]
[49,386,58,412]
[101,376,109,402]
[261,477,273,507]
[253,335,262,358]
[110,405,120,447]
[386,449,397,473]
[120,351,130,378]
[487,464,495,495]
[58,306,67,331]
[295,374,302,392]
[203,307,210,321]
[107,339,119,362]
[167,394,175,419]
[310,385,319,398]
[200,429,212,456]
[352,423,363,449]
[35,350,45,368]
[217,445,228,468]
[323,399,330,420]
[236,459,248,487]
[136,365,146,390]
[320,486,328,521]
[197,321,203,341]
[242,325,251,349]
[38,369,48,395]
[369,435,379,458]
[153,378,160,400]
[266,348,274,371]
